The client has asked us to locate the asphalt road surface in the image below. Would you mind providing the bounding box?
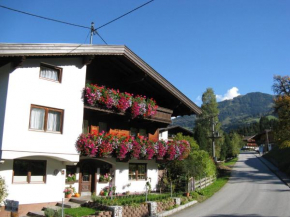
[174,152,290,217]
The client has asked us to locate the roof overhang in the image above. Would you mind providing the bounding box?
[0,43,202,116]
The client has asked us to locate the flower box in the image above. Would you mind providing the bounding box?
[76,132,191,161]
[65,181,78,184]
[84,84,158,119]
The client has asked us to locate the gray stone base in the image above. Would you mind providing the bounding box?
[157,200,198,217]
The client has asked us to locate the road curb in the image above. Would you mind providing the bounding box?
[157,200,198,217]
[255,154,290,188]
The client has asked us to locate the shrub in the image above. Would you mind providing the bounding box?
[44,208,61,217]
[0,176,8,208]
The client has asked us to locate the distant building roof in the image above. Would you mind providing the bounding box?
[159,125,194,137]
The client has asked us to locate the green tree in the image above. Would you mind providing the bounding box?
[0,176,8,209]
[272,75,290,144]
[161,133,216,192]
[194,88,222,158]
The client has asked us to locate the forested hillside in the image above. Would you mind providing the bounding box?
[172,92,275,132]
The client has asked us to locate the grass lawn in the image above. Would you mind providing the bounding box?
[64,207,96,217]
[224,157,238,167]
[192,156,237,203]
[193,176,230,203]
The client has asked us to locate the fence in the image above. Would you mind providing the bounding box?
[188,176,216,192]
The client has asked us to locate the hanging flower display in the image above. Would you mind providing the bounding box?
[166,142,177,160]
[155,140,168,159]
[146,98,158,117]
[145,141,156,160]
[84,84,158,119]
[76,134,98,157]
[117,92,133,112]
[76,132,190,161]
[131,140,142,159]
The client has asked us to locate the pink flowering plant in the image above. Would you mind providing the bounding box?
[155,140,168,159]
[84,84,157,119]
[166,142,177,160]
[99,173,112,182]
[76,132,190,161]
[131,95,147,118]
[66,174,76,182]
[63,186,75,195]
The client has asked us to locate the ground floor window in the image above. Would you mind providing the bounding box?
[129,163,147,180]
[66,165,77,183]
[13,160,46,183]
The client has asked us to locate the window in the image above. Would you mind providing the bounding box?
[29,105,64,133]
[99,122,107,133]
[130,128,138,137]
[66,166,77,183]
[129,163,147,180]
[139,129,147,137]
[13,160,46,183]
[40,63,62,82]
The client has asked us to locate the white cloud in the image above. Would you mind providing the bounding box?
[216,87,241,101]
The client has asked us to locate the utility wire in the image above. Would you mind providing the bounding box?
[65,30,91,55]
[0,5,90,30]
[94,31,107,45]
[0,0,154,44]
[96,0,154,30]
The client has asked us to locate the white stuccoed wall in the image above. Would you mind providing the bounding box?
[84,158,159,196]
[0,58,86,204]
[1,157,67,204]
[159,131,168,142]
[0,63,10,157]
[1,58,86,162]
[114,159,158,194]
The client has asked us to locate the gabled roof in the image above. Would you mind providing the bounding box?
[0,43,202,116]
[159,125,194,137]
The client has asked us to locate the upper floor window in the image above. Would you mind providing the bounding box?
[29,105,64,133]
[40,63,62,83]
[13,159,46,184]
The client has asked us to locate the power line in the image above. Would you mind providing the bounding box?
[0,5,90,30]
[0,0,154,44]
[96,0,154,30]
[94,31,107,45]
[65,30,91,55]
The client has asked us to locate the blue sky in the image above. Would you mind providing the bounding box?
[1,0,289,105]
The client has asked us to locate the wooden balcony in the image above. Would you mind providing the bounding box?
[84,105,173,124]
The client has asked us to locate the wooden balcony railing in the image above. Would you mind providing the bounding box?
[84,105,173,124]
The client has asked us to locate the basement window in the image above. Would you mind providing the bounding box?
[13,160,46,184]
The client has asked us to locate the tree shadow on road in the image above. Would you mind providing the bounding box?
[226,154,287,187]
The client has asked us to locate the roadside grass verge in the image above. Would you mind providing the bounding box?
[191,175,230,203]
[191,156,237,203]
[64,207,96,217]
[224,157,238,167]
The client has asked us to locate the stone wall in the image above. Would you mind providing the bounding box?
[122,204,149,217]
[156,199,175,213]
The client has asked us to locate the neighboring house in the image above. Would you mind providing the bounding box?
[242,135,258,150]
[159,125,194,141]
[0,44,201,208]
[252,130,274,152]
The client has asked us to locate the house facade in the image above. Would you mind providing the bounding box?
[0,44,201,208]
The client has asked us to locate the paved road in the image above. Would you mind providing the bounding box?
[175,152,290,217]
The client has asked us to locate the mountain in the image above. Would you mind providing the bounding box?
[172,92,275,132]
